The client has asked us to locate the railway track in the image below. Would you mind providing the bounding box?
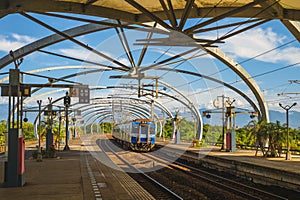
[98,138,183,200]
[175,161,288,200]
[145,149,290,200]
[95,136,293,199]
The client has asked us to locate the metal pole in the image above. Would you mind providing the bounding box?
[73,111,76,137]
[286,109,290,160]
[221,95,225,150]
[63,105,70,150]
[64,92,70,151]
[58,109,61,150]
[151,99,154,122]
[12,97,15,128]
[214,95,231,150]
[37,100,42,162]
[46,97,53,150]
[20,97,23,129]
[8,95,11,131]
[279,102,297,160]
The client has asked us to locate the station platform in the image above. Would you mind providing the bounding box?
[158,140,300,191]
[163,141,300,174]
[0,137,154,200]
[0,136,299,199]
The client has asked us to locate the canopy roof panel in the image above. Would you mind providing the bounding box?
[1,0,300,22]
[56,0,300,13]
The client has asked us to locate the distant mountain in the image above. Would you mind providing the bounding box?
[235,110,300,128]
[270,110,300,128]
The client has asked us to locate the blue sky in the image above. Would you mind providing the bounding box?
[0,13,300,124]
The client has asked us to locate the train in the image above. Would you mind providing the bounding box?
[112,118,156,151]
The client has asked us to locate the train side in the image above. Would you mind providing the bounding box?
[113,119,156,151]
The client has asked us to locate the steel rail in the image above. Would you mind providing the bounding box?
[98,137,183,200]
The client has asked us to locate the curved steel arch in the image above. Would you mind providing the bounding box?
[0,23,114,69]
[83,113,112,134]
[84,108,150,129]
[92,85,203,139]
[20,64,259,119]
[91,96,173,118]
[75,97,171,136]
[81,105,151,120]
[19,62,262,141]
[24,64,261,141]
[66,95,173,121]
[90,85,197,118]
[157,79,203,139]
[0,0,299,126]
[25,86,172,126]
[205,47,269,121]
[32,97,152,136]
[17,63,260,126]
[72,104,150,126]
[0,18,269,122]
[85,105,161,128]
[158,68,261,118]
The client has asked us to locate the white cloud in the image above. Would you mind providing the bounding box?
[0,33,36,52]
[11,33,35,43]
[220,27,300,64]
[59,48,100,62]
[59,47,131,66]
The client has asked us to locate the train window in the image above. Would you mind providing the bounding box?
[149,127,155,135]
[140,125,148,135]
[132,123,139,133]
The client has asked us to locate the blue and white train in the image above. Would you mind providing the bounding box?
[113,119,156,151]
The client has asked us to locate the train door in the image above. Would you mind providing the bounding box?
[149,123,156,144]
[131,122,139,144]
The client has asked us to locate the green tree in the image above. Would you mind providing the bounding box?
[177,119,196,141]
[235,127,250,147]
[266,121,284,157]
[200,124,221,146]
[289,128,300,150]
[0,120,7,145]
[22,122,35,140]
[203,125,222,144]
[162,120,173,139]
[52,121,65,149]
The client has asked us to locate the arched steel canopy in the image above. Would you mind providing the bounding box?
[2,0,300,136]
[0,20,268,121]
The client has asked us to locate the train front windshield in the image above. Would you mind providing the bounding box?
[140,125,148,135]
[132,122,139,134]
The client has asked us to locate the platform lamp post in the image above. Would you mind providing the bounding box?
[46,97,53,150]
[58,107,62,150]
[213,95,230,150]
[279,102,297,160]
[37,100,42,162]
[63,92,71,151]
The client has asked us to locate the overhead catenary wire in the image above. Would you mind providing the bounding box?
[179,0,294,86]
[19,2,296,113]
[150,0,297,92]
[168,38,298,91]
[218,0,280,40]
[160,59,300,107]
